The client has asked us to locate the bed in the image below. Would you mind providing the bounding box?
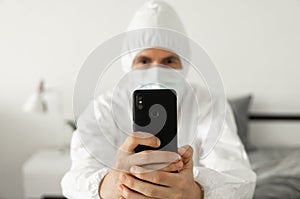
[229,96,300,199]
[249,147,300,199]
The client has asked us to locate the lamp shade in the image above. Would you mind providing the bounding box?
[23,92,48,114]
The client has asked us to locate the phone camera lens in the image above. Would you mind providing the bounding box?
[137,95,143,100]
[138,104,143,110]
[136,94,144,110]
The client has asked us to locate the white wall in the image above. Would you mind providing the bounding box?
[0,0,299,198]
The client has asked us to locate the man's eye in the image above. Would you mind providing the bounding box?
[165,58,174,64]
[140,59,149,64]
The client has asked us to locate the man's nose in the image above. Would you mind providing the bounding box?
[151,60,160,65]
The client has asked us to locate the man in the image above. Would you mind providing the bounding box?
[61,1,256,198]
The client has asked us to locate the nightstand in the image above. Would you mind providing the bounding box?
[22,149,71,199]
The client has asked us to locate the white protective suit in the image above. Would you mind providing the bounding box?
[61,0,256,198]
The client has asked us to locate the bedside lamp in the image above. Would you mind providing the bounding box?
[23,80,68,151]
[23,80,48,113]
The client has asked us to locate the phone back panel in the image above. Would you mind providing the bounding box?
[133,89,177,153]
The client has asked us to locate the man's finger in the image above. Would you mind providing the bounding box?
[120,174,170,198]
[120,132,160,152]
[142,161,183,172]
[129,150,181,166]
[118,184,151,199]
[129,165,178,187]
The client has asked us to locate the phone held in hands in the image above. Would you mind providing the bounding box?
[133,89,178,153]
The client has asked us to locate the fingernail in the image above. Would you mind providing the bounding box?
[130,166,137,173]
[178,147,185,154]
[177,154,182,160]
[176,161,183,168]
[157,138,161,146]
[120,175,126,183]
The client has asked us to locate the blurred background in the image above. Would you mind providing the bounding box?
[0,0,299,198]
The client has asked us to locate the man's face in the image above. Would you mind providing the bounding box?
[132,48,183,70]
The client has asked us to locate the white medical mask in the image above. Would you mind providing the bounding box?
[130,66,186,98]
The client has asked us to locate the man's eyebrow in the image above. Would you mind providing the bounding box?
[134,55,151,61]
[162,55,180,61]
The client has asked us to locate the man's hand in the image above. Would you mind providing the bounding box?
[99,132,182,199]
[118,145,204,199]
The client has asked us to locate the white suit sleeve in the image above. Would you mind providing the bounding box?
[61,95,117,199]
[193,103,256,198]
[61,131,110,199]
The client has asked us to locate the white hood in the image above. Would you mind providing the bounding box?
[121,0,190,75]
[127,0,186,32]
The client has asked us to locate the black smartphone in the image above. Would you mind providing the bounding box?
[133,89,177,153]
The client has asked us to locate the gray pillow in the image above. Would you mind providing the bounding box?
[228,95,256,152]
